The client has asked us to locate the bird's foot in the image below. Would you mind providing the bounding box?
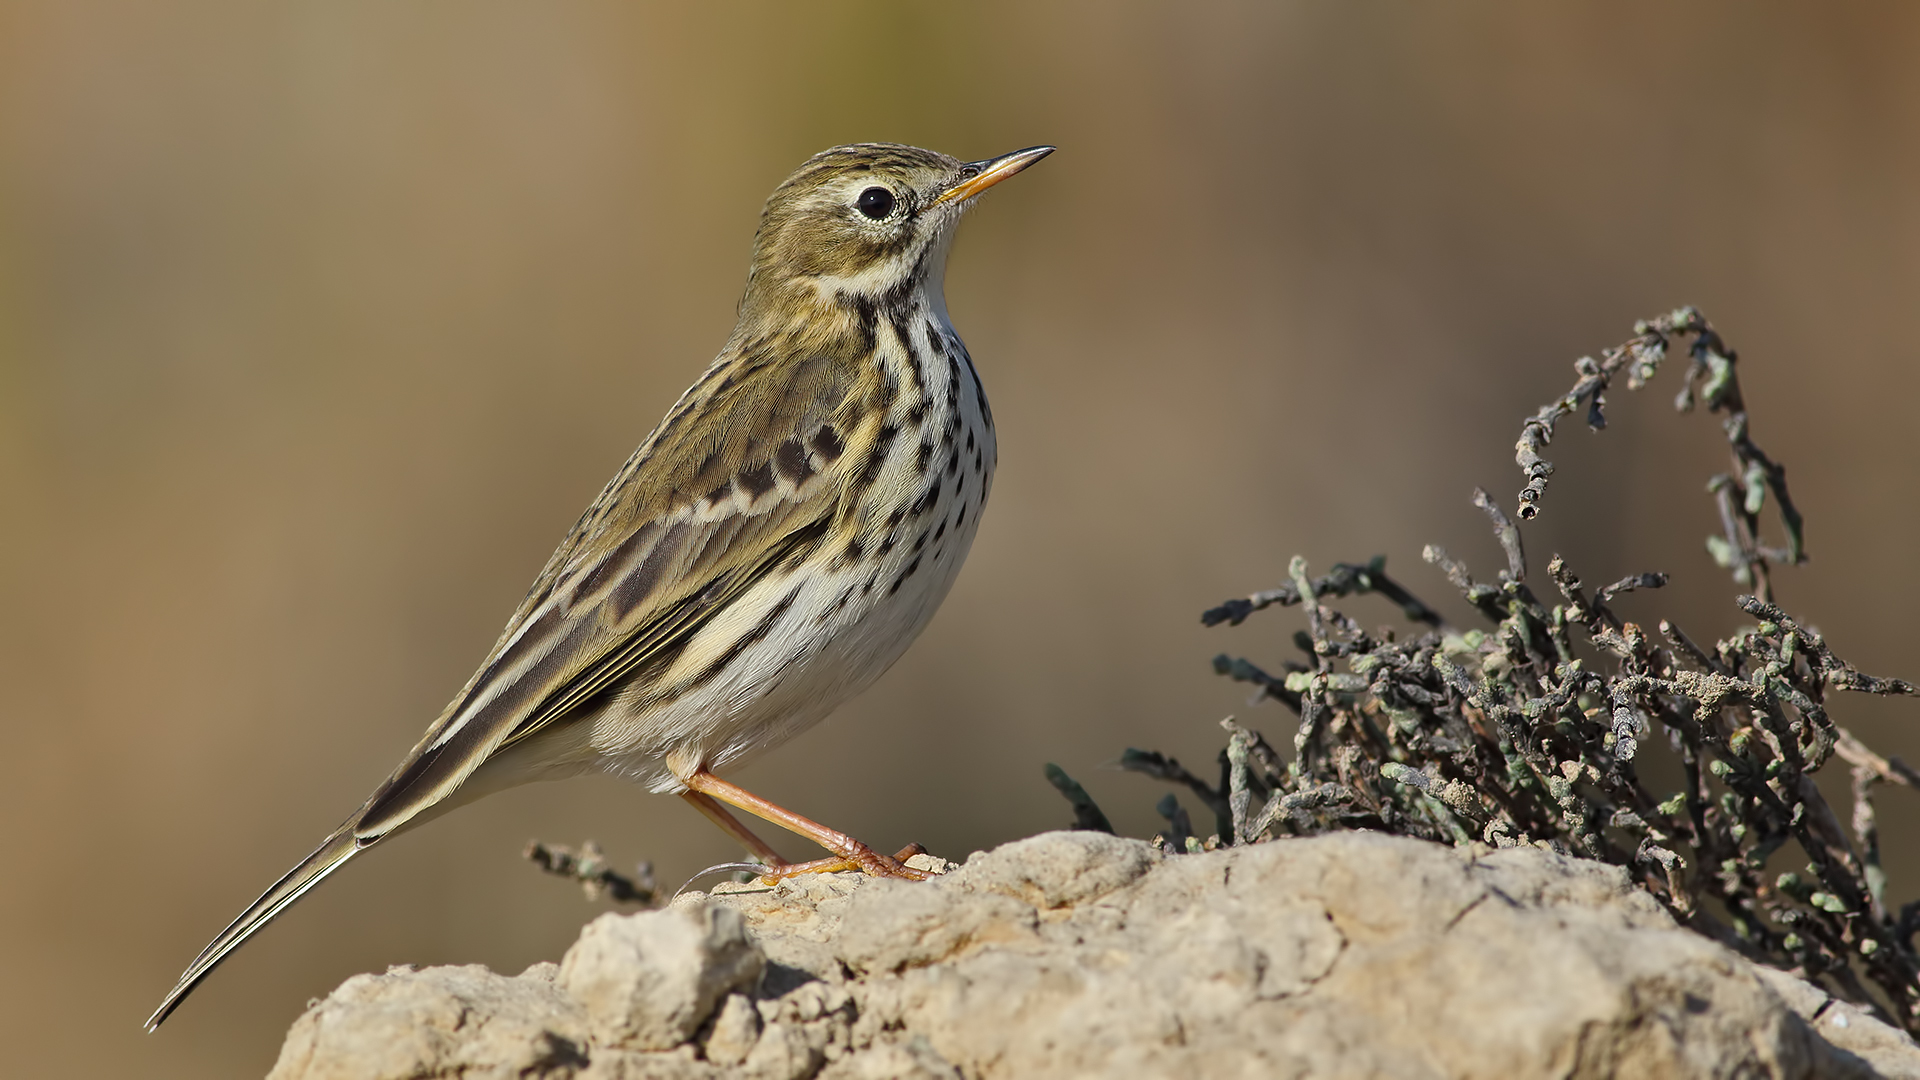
[755,842,930,884]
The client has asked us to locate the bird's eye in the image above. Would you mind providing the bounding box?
[855,186,896,220]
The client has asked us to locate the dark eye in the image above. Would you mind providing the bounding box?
[855,186,896,220]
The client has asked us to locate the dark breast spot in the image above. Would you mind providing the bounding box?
[911,484,938,517]
[857,425,899,485]
[916,437,934,473]
[845,294,878,353]
[891,312,926,395]
[773,438,814,484]
[738,461,776,499]
[888,556,922,596]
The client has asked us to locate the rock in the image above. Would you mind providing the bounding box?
[1753,967,1920,1080]
[266,963,588,1080]
[701,995,761,1067]
[558,901,764,1052]
[831,876,1037,976]
[944,830,1158,909]
[815,1036,959,1080]
[271,831,1920,1079]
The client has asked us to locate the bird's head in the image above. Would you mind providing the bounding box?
[740,142,1053,318]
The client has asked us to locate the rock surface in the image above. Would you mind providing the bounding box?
[266,831,1920,1080]
[559,903,764,1052]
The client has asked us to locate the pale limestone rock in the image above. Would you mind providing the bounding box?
[902,852,956,876]
[739,1021,822,1080]
[270,830,1920,1080]
[575,1044,716,1080]
[1754,966,1920,1080]
[701,994,762,1067]
[266,963,587,1080]
[814,1036,960,1080]
[943,830,1158,909]
[558,901,763,1052]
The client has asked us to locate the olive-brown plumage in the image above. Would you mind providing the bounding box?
[147,142,1052,1029]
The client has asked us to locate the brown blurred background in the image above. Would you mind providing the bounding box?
[4,2,1920,1075]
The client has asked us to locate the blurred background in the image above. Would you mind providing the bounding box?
[5,2,1920,1075]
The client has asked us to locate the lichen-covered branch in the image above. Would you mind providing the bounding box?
[1510,306,1805,601]
[1076,310,1920,1033]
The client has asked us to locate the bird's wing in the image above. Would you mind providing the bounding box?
[354,331,887,838]
[148,330,891,1031]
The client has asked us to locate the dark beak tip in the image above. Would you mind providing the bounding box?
[968,145,1056,171]
[940,144,1057,205]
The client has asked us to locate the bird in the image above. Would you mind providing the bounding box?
[147,141,1054,1029]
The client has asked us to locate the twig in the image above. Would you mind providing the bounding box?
[1119,748,1233,838]
[1045,763,1115,833]
[1202,556,1442,629]
[524,840,657,905]
[1472,488,1526,583]
[1511,306,1805,602]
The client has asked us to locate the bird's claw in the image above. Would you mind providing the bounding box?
[753,842,931,884]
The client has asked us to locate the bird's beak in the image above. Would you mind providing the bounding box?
[933,145,1056,206]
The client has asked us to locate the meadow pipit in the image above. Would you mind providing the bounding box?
[148,142,1053,1028]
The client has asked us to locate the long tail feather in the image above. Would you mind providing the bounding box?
[145,825,362,1030]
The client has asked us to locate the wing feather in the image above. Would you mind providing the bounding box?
[352,330,876,839]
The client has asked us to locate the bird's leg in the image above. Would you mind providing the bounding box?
[680,790,927,881]
[682,768,929,881]
[679,791,790,868]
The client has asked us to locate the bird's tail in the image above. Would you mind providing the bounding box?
[144,823,363,1030]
